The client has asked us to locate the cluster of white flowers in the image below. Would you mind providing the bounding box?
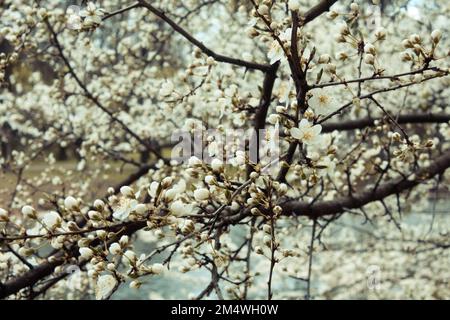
[67,2,104,31]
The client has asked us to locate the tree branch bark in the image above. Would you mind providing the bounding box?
[138,0,271,72]
[0,164,153,299]
[302,0,339,25]
[322,113,450,133]
[280,149,450,218]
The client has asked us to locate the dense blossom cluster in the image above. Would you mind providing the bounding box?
[0,0,449,300]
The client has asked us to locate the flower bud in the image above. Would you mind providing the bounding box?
[325,63,336,73]
[79,247,94,260]
[211,158,223,172]
[151,263,165,274]
[276,105,286,113]
[318,54,331,64]
[431,29,442,44]
[339,23,350,36]
[402,39,413,49]
[188,156,202,167]
[350,3,359,12]
[21,205,36,219]
[93,199,105,210]
[364,43,376,55]
[0,208,9,222]
[120,186,134,198]
[161,177,173,188]
[204,175,217,185]
[19,247,35,257]
[64,196,79,210]
[375,28,386,41]
[268,114,279,124]
[130,280,141,289]
[194,188,210,201]
[88,210,102,220]
[181,220,195,234]
[263,235,272,247]
[392,132,402,141]
[413,73,423,83]
[119,235,129,247]
[257,4,269,15]
[42,211,62,229]
[409,34,421,44]
[401,51,413,62]
[247,27,259,38]
[67,221,80,231]
[124,250,137,262]
[425,140,434,148]
[134,204,147,215]
[288,0,300,11]
[160,81,174,96]
[364,54,375,65]
[96,230,107,240]
[273,206,283,215]
[78,238,91,248]
[337,51,349,61]
[206,56,215,66]
[109,242,122,255]
[278,183,288,195]
[327,11,338,20]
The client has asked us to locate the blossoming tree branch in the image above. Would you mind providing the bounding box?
[0,0,449,300]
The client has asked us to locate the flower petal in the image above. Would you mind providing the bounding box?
[299,118,309,129]
[290,127,302,140]
[312,124,322,135]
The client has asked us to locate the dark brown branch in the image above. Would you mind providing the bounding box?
[281,149,450,218]
[310,66,442,89]
[138,0,271,72]
[43,19,168,163]
[321,113,450,132]
[0,164,152,299]
[254,62,280,132]
[102,2,140,20]
[305,219,317,299]
[0,219,147,299]
[319,70,450,124]
[249,61,280,174]
[302,0,339,25]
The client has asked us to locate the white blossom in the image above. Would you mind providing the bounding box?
[42,211,62,229]
[288,0,301,11]
[109,242,122,255]
[159,81,174,96]
[120,186,134,197]
[21,205,36,218]
[194,188,210,201]
[95,275,118,300]
[64,196,79,210]
[112,198,138,221]
[290,119,322,146]
[308,89,334,115]
[268,40,284,64]
[79,2,104,28]
[79,247,94,260]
